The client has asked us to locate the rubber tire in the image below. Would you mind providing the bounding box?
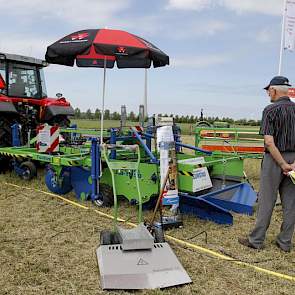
[154,226,165,243]
[95,183,114,207]
[142,194,158,211]
[48,115,71,128]
[0,116,13,147]
[45,168,73,195]
[196,121,211,127]
[111,232,121,244]
[100,230,112,245]
[20,161,37,181]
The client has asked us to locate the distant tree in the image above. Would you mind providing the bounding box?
[111,111,120,120]
[86,109,92,120]
[74,107,81,119]
[128,111,136,121]
[94,108,101,120]
[104,109,110,120]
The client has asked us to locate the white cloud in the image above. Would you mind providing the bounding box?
[170,20,230,39]
[0,0,131,26]
[255,28,274,44]
[166,0,284,16]
[171,54,229,68]
[167,0,214,11]
[0,35,50,59]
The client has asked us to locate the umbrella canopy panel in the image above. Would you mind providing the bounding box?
[45,29,169,68]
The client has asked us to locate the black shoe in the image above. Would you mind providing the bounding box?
[238,237,263,250]
[275,241,291,253]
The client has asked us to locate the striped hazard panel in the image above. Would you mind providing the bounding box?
[0,151,28,161]
[179,170,193,177]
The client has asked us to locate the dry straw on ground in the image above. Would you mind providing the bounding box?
[0,154,294,294]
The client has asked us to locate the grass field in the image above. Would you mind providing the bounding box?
[0,123,294,295]
[71,119,260,136]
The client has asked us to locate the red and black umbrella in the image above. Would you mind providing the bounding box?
[45,28,169,68]
[45,28,169,141]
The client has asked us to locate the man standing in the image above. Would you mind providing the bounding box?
[239,76,295,252]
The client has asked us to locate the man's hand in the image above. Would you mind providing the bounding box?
[264,135,294,175]
[280,162,293,175]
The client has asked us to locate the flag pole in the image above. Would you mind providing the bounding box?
[279,0,288,75]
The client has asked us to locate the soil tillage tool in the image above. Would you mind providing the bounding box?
[96,144,191,290]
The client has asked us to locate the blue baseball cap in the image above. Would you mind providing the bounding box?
[264,76,291,90]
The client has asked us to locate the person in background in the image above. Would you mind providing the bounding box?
[239,76,295,252]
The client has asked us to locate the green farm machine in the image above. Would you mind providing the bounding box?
[0,121,256,224]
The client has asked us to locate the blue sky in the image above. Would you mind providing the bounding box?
[0,0,292,119]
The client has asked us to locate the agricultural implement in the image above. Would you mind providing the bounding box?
[195,126,264,156]
[96,144,191,289]
[0,120,257,225]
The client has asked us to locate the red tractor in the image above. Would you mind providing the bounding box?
[0,52,74,147]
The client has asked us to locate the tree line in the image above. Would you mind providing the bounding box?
[74,108,261,126]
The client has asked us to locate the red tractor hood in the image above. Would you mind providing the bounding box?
[0,94,72,107]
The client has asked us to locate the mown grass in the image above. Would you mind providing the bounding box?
[0,128,294,295]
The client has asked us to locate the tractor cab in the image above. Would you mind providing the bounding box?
[0,52,48,99]
[0,52,74,147]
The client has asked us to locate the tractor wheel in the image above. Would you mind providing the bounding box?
[100,230,112,245]
[0,117,14,172]
[20,161,37,181]
[0,156,10,173]
[48,115,71,128]
[94,183,114,207]
[153,226,165,243]
[0,116,13,147]
[45,168,73,195]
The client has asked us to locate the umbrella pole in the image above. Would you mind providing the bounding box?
[100,57,107,144]
[144,68,148,118]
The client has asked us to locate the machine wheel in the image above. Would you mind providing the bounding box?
[45,168,73,195]
[0,156,10,173]
[100,230,112,245]
[48,115,71,128]
[111,232,121,244]
[154,226,165,243]
[20,161,37,180]
[0,116,13,147]
[196,121,211,127]
[94,183,114,207]
[142,194,158,211]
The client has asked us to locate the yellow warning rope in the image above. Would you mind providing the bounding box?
[4,182,295,283]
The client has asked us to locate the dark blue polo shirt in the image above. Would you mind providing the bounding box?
[260,96,295,152]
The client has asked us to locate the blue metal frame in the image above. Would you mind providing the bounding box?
[175,142,212,155]
[131,128,159,164]
[179,182,257,225]
[179,192,233,225]
[11,124,21,147]
[91,138,100,201]
[110,128,117,159]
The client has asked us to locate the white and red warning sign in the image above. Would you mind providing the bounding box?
[36,124,60,153]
